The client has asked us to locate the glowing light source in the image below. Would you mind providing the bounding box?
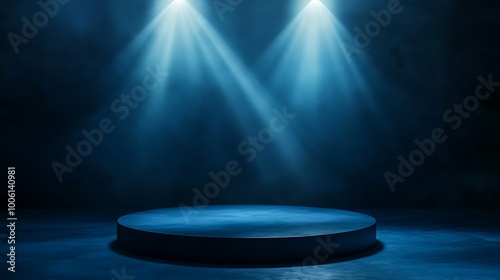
[106,0,282,143]
[141,0,307,178]
[259,0,344,103]
[97,0,344,186]
[171,0,186,5]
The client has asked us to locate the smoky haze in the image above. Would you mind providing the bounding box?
[1,0,499,209]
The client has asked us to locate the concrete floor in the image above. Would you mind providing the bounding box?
[1,209,499,280]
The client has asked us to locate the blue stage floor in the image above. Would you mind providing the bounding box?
[2,209,499,280]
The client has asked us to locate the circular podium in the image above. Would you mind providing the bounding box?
[116,205,376,263]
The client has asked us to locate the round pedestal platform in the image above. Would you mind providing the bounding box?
[116,205,376,263]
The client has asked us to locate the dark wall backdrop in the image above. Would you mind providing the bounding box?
[1,0,499,209]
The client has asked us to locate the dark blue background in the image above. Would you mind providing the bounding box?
[1,0,499,209]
